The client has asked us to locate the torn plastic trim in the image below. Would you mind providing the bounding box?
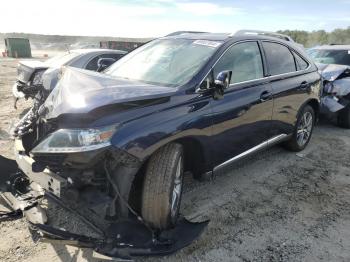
[32,217,209,260]
[321,96,345,113]
[1,163,209,260]
[0,173,47,224]
[320,64,350,81]
[332,78,350,97]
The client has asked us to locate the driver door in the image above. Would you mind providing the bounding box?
[209,41,274,167]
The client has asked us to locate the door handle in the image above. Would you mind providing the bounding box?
[299,81,309,89]
[260,91,272,102]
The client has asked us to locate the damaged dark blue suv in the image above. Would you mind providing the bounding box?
[9,31,321,259]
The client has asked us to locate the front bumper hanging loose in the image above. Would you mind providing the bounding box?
[33,218,208,260]
[0,165,208,260]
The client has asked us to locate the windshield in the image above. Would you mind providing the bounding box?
[44,52,81,67]
[309,49,350,66]
[104,38,221,87]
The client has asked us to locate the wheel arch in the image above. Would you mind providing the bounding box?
[296,98,319,123]
[128,136,208,213]
[304,98,320,122]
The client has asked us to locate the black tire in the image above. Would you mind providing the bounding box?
[141,143,184,230]
[284,105,315,152]
[337,105,350,128]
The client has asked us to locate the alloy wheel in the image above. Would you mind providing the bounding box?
[297,111,313,147]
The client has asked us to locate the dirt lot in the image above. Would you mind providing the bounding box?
[0,57,350,262]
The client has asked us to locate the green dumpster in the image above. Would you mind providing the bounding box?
[5,38,32,58]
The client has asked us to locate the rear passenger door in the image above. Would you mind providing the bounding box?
[262,41,312,136]
[210,41,274,166]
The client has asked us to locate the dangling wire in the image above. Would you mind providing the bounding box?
[103,161,154,234]
[0,209,22,221]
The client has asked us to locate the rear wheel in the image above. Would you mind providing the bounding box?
[141,143,184,230]
[284,105,315,152]
[337,105,350,128]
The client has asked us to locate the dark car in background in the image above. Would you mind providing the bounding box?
[12,48,126,107]
[307,45,350,127]
[8,31,321,259]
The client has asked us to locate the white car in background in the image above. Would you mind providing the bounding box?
[13,49,126,107]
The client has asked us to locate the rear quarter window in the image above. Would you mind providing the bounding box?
[293,51,309,71]
[263,42,296,76]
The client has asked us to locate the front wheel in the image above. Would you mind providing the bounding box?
[141,143,184,230]
[284,105,315,152]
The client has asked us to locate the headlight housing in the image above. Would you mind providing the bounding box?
[31,125,117,154]
[32,70,45,86]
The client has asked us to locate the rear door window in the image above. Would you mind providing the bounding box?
[262,42,296,76]
[213,41,264,84]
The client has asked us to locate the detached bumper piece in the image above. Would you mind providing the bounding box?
[0,170,208,260]
[33,218,208,260]
[0,172,47,224]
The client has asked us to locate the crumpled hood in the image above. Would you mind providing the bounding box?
[43,67,176,119]
[317,63,350,81]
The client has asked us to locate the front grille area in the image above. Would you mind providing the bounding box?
[33,154,67,171]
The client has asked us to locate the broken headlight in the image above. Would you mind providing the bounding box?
[32,70,45,86]
[31,125,117,153]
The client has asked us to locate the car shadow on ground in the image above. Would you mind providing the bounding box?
[0,155,18,191]
[52,244,113,262]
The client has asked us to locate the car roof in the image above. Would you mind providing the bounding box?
[71,48,127,54]
[312,45,350,50]
[162,32,302,51]
[163,32,232,41]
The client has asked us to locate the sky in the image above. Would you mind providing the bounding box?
[0,0,349,38]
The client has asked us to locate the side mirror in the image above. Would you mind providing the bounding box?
[97,58,116,72]
[214,71,232,89]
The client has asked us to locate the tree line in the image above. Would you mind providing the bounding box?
[277,27,350,47]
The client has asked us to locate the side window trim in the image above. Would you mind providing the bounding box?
[257,40,269,77]
[197,40,312,93]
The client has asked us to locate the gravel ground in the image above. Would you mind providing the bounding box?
[0,57,350,262]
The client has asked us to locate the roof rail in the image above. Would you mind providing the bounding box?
[165,31,208,37]
[233,30,295,42]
